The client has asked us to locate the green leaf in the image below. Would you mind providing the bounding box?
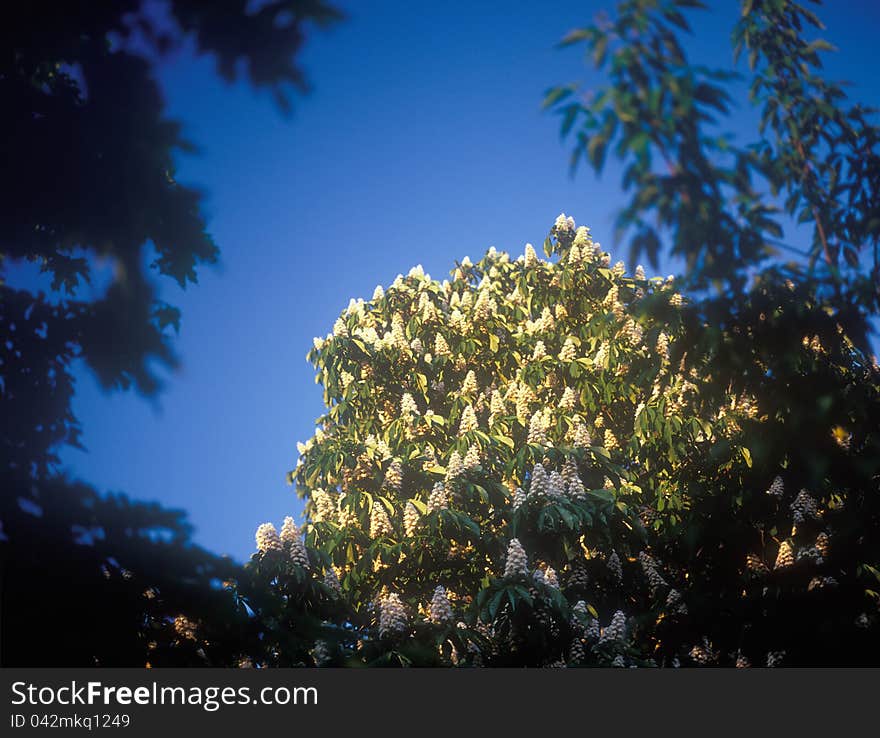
[488,589,506,620]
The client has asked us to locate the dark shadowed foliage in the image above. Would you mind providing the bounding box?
[0,0,341,666]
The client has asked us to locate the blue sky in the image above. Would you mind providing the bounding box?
[52,0,880,562]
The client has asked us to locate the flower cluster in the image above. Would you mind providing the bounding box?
[599,610,627,643]
[426,482,449,513]
[774,540,795,570]
[378,593,408,637]
[281,517,310,567]
[607,551,623,583]
[323,568,342,598]
[429,586,454,625]
[766,475,784,498]
[638,551,667,595]
[255,523,282,554]
[370,503,394,539]
[790,489,819,524]
[403,501,420,535]
[504,539,528,578]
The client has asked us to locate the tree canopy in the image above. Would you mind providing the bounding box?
[245,216,880,666]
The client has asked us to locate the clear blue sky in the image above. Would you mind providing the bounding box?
[53,0,880,562]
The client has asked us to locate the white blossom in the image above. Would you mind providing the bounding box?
[463,444,481,469]
[429,586,454,625]
[527,410,548,445]
[459,405,479,434]
[504,539,528,578]
[639,551,667,594]
[554,212,576,236]
[311,489,337,524]
[323,568,342,598]
[281,517,310,567]
[445,451,465,482]
[571,421,591,448]
[560,386,577,411]
[573,225,591,248]
[548,471,566,500]
[384,459,404,491]
[516,383,536,422]
[378,593,408,636]
[404,501,420,535]
[600,610,627,643]
[567,474,586,503]
[401,392,419,417]
[559,337,577,362]
[607,550,623,583]
[656,332,670,362]
[766,475,784,498]
[255,522,282,554]
[370,503,394,538]
[427,482,449,513]
[461,370,478,396]
[529,463,549,498]
[489,389,506,419]
[434,333,451,357]
[791,489,818,524]
[664,588,687,615]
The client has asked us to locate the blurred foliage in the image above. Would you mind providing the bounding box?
[544,0,879,351]
[252,217,880,666]
[2,473,245,666]
[0,0,341,665]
